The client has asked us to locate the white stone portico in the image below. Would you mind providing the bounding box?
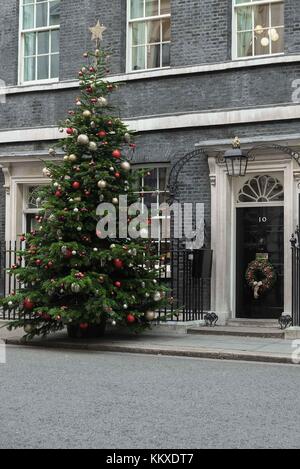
[199,137,300,325]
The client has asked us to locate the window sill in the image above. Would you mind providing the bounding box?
[5,54,300,96]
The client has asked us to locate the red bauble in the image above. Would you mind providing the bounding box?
[107,84,114,91]
[114,172,121,178]
[66,128,74,135]
[107,120,113,126]
[20,235,26,242]
[84,190,91,197]
[114,281,122,288]
[55,190,63,198]
[64,249,73,259]
[112,149,121,159]
[126,314,136,324]
[72,181,81,189]
[80,323,89,330]
[91,98,97,104]
[48,261,54,268]
[89,67,95,73]
[86,87,93,93]
[114,258,124,269]
[35,259,42,266]
[97,130,107,138]
[24,298,34,311]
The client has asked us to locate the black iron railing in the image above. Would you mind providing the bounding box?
[156,239,212,322]
[0,239,212,322]
[291,228,300,326]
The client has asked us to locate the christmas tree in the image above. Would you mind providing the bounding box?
[1,22,167,339]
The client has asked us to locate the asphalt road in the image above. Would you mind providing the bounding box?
[1,346,300,449]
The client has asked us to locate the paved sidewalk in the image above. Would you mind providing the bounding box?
[1,321,299,365]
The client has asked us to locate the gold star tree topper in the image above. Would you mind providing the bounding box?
[89,21,107,43]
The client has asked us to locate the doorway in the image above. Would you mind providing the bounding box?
[235,175,284,319]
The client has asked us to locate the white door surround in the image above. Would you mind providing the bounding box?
[207,148,300,325]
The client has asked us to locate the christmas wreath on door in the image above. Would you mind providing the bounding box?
[245,260,277,299]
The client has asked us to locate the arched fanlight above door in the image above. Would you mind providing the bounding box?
[237,175,284,204]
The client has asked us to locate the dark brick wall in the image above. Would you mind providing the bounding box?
[0,61,299,130]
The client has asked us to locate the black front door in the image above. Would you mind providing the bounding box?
[236,206,284,319]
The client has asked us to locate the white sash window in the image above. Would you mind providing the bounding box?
[20,0,60,84]
[233,0,284,59]
[127,0,171,72]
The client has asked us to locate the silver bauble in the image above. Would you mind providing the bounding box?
[71,283,81,293]
[77,134,90,145]
[112,198,118,205]
[124,133,131,143]
[69,154,77,162]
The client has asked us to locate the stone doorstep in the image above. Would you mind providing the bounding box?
[5,337,296,365]
[187,326,285,339]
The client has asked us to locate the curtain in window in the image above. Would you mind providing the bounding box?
[131,0,144,19]
[237,7,253,57]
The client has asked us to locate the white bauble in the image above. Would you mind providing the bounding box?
[48,147,56,156]
[121,161,131,172]
[8,301,13,308]
[153,292,161,302]
[42,167,51,177]
[73,208,79,213]
[77,226,82,232]
[64,155,70,162]
[83,110,92,118]
[93,248,98,252]
[89,141,98,152]
[69,154,77,162]
[112,198,118,205]
[72,250,77,256]
[77,134,90,145]
[97,97,108,107]
[145,311,155,321]
[110,244,116,249]
[97,180,107,189]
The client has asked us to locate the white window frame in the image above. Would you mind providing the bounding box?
[19,0,60,85]
[232,0,285,60]
[126,0,171,73]
[22,184,45,233]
